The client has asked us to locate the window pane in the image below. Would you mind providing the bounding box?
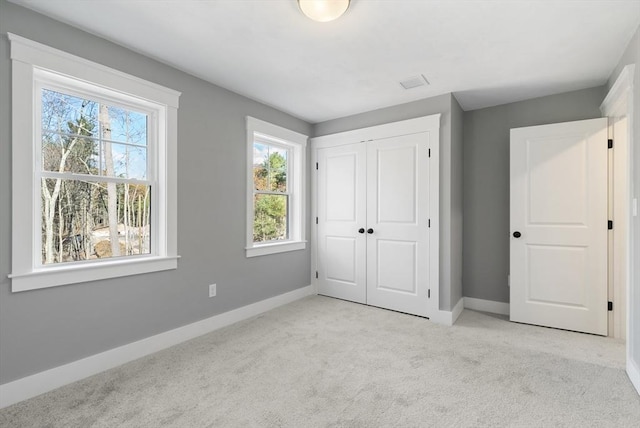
[42,132,99,174]
[106,105,148,145]
[252,142,287,192]
[269,146,287,192]
[41,89,98,134]
[253,142,269,191]
[42,89,148,179]
[41,179,151,265]
[253,194,288,243]
[101,142,147,179]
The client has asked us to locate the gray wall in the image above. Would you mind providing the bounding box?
[450,96,464,308]
[313,93,464,311]
[607,25,640,380]
[462,86,606,303]
[0,0,312,384]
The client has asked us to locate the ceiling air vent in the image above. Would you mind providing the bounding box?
[399,75,429,90]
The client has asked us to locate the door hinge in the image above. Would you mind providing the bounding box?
[428,148,431,158]
[608,139,613,149]
[428,289,431,298]
[316,217,318,225]
[608,301,613,311]
[608,220,613,230]
[315,271,318,279]
[428,219,431,228]
[316,162,318,170]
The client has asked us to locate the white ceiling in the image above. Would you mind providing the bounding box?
[10,0,640,123]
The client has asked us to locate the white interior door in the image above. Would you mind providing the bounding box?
[316,143,367,303]
[510,118,608,335]
[366,133,430,317]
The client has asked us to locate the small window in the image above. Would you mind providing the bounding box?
[253,140,290,242]
[9,34,180,292]
[246,117,307,257]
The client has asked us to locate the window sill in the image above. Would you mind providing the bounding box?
[9,255,180,292]
[245,241,306,258]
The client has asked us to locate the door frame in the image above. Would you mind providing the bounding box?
[310,115,441,319]
[600,64,639,394]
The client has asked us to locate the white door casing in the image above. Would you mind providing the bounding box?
[611,117,628,339]
[510,118,609,336]
[600,63,639,395]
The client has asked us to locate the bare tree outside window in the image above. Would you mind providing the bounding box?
[40,89,151,264]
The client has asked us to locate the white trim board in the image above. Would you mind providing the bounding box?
[429,297,509,326]
[429,298,464,326]
[312,115,441,149]
[451,297,464,324]
[601,64,634,117]
[464,297,510,316]
[0,285,315,409]
[600,64,634,340]
[629,358,640,396]
[601,64,638,395]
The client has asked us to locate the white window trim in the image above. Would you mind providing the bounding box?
[246,117,307,257]
[8,33,181,292]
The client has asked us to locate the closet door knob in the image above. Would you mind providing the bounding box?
[367,228,374,234]
[358,228,365,234]
[513,231,521,238]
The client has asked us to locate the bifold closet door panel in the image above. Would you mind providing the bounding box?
[316,143,367,304]
[365,133,430,317]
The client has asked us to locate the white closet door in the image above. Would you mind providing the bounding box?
[316,143,367,303]
[510,118,608,335]
[366,133,430,317]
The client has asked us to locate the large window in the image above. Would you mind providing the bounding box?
[40,88,152,264]
[9,34,180,292]
[246,117,307,257]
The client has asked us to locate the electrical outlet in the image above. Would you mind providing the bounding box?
[209,283,217,297]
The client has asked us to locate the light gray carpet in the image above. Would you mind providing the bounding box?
[1,295,639,427]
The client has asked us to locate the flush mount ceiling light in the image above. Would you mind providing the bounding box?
[298,0,350,22]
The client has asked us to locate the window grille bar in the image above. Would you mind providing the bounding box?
[39,171,153,185]
[42,129,148,149]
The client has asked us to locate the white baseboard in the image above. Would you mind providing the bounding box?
[429,298,464,326]
[451,297,464,324]
[0,284,315,409]
[628,356,640,396]
[463,297,510,316]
